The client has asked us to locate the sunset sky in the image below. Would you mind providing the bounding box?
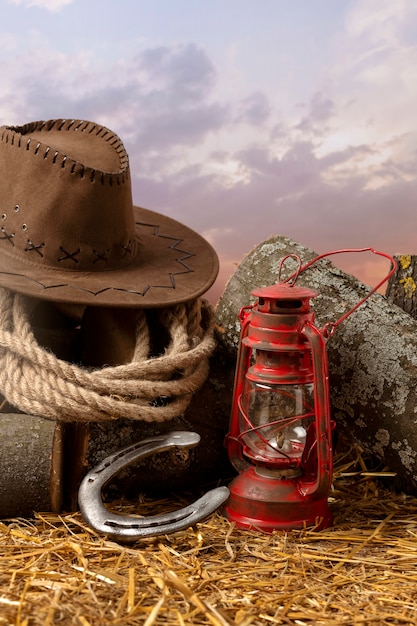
[1,0,416,301]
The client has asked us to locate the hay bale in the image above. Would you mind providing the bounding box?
[1,441,417,625]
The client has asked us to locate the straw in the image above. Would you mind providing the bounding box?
[1,436,417,625]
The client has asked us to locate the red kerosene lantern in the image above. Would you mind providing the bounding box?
[224,248,396,532]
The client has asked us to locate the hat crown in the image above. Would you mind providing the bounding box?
[0,119,137,272]
[0,118,219,307]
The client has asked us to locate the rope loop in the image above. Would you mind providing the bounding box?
[0,289,216,423]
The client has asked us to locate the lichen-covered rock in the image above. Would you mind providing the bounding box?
[216,234,417,494]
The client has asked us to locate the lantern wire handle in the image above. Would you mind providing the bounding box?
[281,247,397,338]
[278,254,302,286]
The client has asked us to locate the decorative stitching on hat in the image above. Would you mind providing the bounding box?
[75,120,89,131]
[121,241,133,257]
[0,211,212,302]
[131,223,197,291]
[25,240,45,257]
[0,268,195,299]
[0,120,217,304]
[58,247,80,263]
[139,225,195,270]
[93,249,110,264]
[1,120,130,184]
[0,227,15,245]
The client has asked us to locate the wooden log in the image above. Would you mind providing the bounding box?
[82,306,233,498]
[0,303,233,518]
[0,414,55,517]
[386,254,417,318]
[215,235,417,494]
[86,343,234,499]
[0,351,233,519]
[5,239,417,514]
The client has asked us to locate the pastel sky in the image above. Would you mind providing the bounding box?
[1,0,416,302]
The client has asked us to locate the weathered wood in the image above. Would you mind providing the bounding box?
[0,346,233,519]
[6,238,417,514]
[0,302,233,518]
[86,344,234,498]
[82,306,233,498]
[386,254,417,318]
[216,235,417,494]
[0,414,55,517]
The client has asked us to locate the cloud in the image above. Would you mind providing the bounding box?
[236,92,271,125]
[7,0,73,11]
[0,0,416,301]
[0,40,230,155]
[345,0,411,45]
[132,119,417,301]
[127,45,230,152]
[296,92,335,133]
[316,0,417,156]
[137,44,216,101]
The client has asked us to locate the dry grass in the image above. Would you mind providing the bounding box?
[1,440,417,625]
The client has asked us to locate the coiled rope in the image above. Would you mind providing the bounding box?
[0,288,216,423]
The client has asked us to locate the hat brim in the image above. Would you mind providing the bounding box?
[0,206,219,308]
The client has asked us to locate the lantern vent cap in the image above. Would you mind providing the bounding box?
[251,282,318,300]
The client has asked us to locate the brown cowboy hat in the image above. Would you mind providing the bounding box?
[0,119,218,307]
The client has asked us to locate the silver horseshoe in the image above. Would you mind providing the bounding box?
[78,431,229,542]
